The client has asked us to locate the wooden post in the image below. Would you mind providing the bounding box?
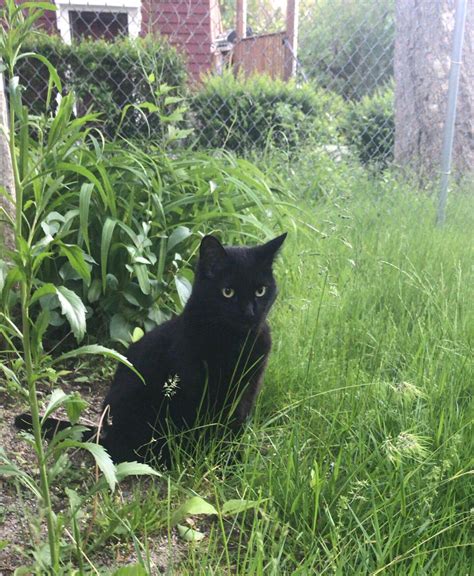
[285,0,299,79]
[236,0,247,40]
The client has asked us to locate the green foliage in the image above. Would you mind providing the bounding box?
[15,33,188,139]
[344,85,394,167]
[87,177,473,574]
[191,71,344,153]
[299,0,394,100]
[15,98,292,344]
[3,41,292,348]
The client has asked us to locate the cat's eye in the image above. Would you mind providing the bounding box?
[255,286,267,297]
[222,287,235,298]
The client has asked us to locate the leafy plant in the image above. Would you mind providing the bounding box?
[15,112,293,345]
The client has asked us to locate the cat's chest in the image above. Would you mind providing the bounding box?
[171,333,266,402]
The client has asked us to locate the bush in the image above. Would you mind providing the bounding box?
[190,72,344,154]
[344,86,394,168]
[16,34,187,139]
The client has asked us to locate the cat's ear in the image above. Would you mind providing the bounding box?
[199,235,228,277]
[256,233,287,264]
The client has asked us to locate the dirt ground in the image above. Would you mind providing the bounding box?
[0,372,183,574]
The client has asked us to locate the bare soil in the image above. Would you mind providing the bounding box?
[0,369,184,575]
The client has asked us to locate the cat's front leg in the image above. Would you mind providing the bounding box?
[231,368,266,430]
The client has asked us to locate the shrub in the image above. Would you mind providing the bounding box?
[190,72,344,154]
[16,34,188,139]
[344,86,394,168]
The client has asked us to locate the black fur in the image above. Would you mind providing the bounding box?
[15,234,286,465]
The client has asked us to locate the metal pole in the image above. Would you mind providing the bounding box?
[436,0,468,226]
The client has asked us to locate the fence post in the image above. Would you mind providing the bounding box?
[436,0,468,226]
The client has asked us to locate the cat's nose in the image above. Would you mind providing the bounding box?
[242,303,255,320]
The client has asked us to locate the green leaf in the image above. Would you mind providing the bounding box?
[83,442,116,492]
[0,452,42,499]
[110,313,132,344]
[87,278,102,303]
[62,441,116,492]
[175,275,192,307]
[134,263,151,295]
[0,363,21,389]
[132,327,144,342]
[65,393,88,424]
[53,345,145,385]
[101,218,117,292]
[42,388,68,422]
[115,461,163,482]
[56,286,87,342]
[2,266,23,304]
[164,96,184,106]
[59,243,91,285]
[171,496,218,526]
[221,499,260,516]
[30,283,57,306]
[56,162,108,209]
[20,2,57,12]
[167,226,191,253]
[177,524,206,542]
[31,308,50,352]
[65,487,82,514]
[12,566,34,576]
[79,182,94,253]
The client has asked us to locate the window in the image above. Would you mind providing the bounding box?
[56,1,141,43]
[69,10,129,41]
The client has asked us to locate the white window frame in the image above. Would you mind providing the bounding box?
[56,0,142,44]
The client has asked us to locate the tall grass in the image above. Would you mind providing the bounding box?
[90,177,473,574]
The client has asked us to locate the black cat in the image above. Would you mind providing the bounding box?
[15,233,286,465]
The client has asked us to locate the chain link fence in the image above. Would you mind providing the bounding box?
[4,0,396,168]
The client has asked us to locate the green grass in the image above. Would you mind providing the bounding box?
[86,176,473,574]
